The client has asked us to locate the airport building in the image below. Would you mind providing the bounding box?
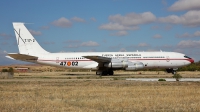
[14,68,31,73]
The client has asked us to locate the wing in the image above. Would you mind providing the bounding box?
[6,53,38,62]
[83,56,111,63]
[83,55,144,71]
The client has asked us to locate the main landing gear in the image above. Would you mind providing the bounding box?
[166,68,177,75]
[96,69,114,76]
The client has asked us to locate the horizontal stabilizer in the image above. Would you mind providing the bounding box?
[7,53,38,62]
[5,56,15,60]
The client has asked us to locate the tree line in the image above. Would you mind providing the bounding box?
[178,61,200,71]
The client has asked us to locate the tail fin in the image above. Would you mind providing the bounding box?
[13,22,49,55]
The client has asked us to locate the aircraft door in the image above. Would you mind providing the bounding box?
[166,56,170,62]
[56,57,59,63]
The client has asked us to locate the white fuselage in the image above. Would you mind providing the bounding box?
[36,51,192,70]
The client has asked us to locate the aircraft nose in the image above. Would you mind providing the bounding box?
[189,58,194,63]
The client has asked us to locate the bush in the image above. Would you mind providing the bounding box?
[8,67,14,73]
[172,74,182,81]
[158,79,166,81]
[77,77,83,79]
[2,69,8,72]
[113,77,119,80]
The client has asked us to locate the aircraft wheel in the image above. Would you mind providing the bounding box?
[102,71,108,76]
[172,70,176,75]
[109,70,114,75]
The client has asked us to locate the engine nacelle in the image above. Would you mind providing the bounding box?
[125,62,144,70]
[104,62,128,68]
[104,58,128,68]
[103,58,144,70]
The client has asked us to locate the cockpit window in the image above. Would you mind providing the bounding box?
[184,56,191,59]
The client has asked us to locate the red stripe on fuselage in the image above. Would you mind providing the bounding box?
[37,58,192,62]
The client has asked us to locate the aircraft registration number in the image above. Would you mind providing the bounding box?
[60,61,78,66]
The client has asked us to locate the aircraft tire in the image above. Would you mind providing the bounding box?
[172,71,176,75]
[109,70,114,75]
[102,71,108,76]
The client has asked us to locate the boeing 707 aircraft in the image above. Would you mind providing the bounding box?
[6,23,194,75]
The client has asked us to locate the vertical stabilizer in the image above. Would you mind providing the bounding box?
[13,22,49,55]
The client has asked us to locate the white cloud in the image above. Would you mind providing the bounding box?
[109,44,122,49]
[177,40,200,48]
[138,43,149,47]
[168,0,200,11]
[29,29,42,36]
[158,10,200,27]
[151,25,160,30]
[80,41,99,47]
[119,48,127,52]
[64,40,81,44]
[41,26,50,30]
[99,23,139,30]
[66,45,79,48]
[176,32,192,38]
[99,12,155,32]
[87,49,96,52]
[164,25,172,30]
[153,34,162,38]
[3,50,7,54]
[162,0,167,6]
[158,15,182,24]
[111,31,128,36]
[0,49,7,57]
[0,42,9,46]
[108,12,156,26]
[90,17,96,22]
[42,41,55,45]
[71,17,85,22]
[52,17,72,28]
[151,25,172,30]
[64,40,99,48]
[194,31,200,37]
[176,31,200,38]
[0,33,13,39]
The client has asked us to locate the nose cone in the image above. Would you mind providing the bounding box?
[188,58,194,63]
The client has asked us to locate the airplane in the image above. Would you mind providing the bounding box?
[6,22,194,75]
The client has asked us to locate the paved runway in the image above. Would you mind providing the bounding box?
[126,78,200,81]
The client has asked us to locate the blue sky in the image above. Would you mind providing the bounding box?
[1,0,200,65]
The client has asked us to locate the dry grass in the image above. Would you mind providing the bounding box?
[0,80,200,111]
[12,71,200,79]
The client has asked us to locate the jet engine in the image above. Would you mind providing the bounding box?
[104,58,144,70]
[125,62,144,70]
[104,62,128,68]
[104,58,128,68]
